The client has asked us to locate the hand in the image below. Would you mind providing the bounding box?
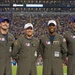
[64,57,68,65]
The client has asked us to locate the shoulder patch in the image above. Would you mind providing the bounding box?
[8,38,13,41]
[14,40,19,46]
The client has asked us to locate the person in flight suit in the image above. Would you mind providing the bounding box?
[40,20,68,75]
[0,18,14,75]
[64,16,75,75]
[12,23,39,75]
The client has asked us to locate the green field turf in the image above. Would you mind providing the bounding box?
[12,66,67,75]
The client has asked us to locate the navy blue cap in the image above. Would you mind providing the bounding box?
[0,18,9,23]
[72,16,75,22]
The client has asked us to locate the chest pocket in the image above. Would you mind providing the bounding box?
[53,41,61,50]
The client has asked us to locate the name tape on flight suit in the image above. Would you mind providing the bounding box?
[53,41,59,44]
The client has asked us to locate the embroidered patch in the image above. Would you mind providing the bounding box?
[53,41,59,44]
[8,38,13,41]
[25,43,30,46]
[0,38,5,41]
[46,41,50,45]
[14,40,19,46]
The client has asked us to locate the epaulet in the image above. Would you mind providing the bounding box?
[18,34,24,40]
[17,34,24,42]
[34,37,39,41]
[56,34,63,38]
[59,34,63,37]
[8,32,13,36]
[8,32,14,39]
[63,31,69,35]
[20,34,24,37]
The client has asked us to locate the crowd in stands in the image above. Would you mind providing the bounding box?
[0,0,75,5]
[0,8,75,12]
[0,0,75,12]
[9,13,74,38]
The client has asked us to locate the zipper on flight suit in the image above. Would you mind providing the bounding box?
[50,42,53,74]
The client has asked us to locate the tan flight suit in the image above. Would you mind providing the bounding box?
[64,29,75,75]
[12,34,39,75]
[0,32,14,75]
[40,33,67,75]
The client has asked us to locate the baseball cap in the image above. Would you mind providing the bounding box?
[48,20,57,26]
[72,16,75,22]
[0,18,9,23]
[24,23,33,29]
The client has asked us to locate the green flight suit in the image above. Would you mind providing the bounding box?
[64,29,75,75]
[0,32,14,75]
[40,33,67,75]
[12,34,39,75]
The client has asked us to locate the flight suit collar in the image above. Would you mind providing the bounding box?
[47,33,58,43]
[24,34,33,40]
[0,31,9,36]
[47,32,57,38]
